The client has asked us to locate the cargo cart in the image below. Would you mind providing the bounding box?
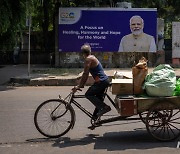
[114,95,180,141]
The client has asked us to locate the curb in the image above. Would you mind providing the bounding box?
[10,76,79,86]
[10,75,115,86]
[30,77,78,86]
[10,77,30,85]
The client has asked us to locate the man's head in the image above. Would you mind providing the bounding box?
[130,15,144,36]
[81,44,91,57]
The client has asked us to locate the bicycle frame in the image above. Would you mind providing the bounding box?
[72,93,117,119]
[60,87,117,120]
[59,87,142,129]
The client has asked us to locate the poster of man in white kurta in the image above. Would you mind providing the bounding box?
[118,15,156,52]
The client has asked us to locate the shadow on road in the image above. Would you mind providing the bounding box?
[51,130,179,151]
[0,85,16,91]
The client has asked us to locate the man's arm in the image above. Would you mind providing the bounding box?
[78,58,91,88]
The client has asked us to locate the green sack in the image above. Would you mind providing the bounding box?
[143,64,176,96]
[173,78,180,96]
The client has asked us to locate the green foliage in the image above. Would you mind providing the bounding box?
[0,0,26,51]
[130,0,180,38]
[0,0,180,52]
[173,78,180,96]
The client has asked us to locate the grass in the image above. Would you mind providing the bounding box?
[31,68,83,76]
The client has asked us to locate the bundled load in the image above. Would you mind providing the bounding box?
[112,71,133,95]
[132,57,148,95]
[143,64,176,97]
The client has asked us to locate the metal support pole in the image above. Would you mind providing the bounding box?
[28,16,31,76]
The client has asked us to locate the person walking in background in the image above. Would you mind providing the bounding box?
[13,46,20,65]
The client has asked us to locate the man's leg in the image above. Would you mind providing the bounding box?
[85,83,105,110]
[93,93,105,118]
[92,108,99,120]
[85,81,111,117]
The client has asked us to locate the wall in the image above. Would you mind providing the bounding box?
[57,52,157,68]
[19,51,50,64]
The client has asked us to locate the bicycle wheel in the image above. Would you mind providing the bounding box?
[34,99,75,138]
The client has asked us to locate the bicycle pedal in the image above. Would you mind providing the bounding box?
[94,122,102,127]
[88,125,95,130]
[93,116,101,122]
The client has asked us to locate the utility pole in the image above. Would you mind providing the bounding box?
[26,1,31,77]
[28,15,31,77]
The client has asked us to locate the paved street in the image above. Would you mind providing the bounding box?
[0,65,180,153]
[1,0,180,153]
[0,86,180,154]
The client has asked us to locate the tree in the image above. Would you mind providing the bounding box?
[129,0,180,38]
[0,0,26,50]
[1,0,179,53]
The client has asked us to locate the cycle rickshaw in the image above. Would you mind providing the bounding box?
[34,83,180,142]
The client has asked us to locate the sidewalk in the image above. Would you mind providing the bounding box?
[10,68,133,86]
[1,64,180,86]
[0,65,50,85]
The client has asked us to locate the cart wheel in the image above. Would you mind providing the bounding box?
[139,111,148,124]
[146,101,180,141]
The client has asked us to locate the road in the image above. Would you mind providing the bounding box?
[0,86,180,154]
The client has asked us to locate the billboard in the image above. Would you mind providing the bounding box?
[58,8,157,52]
[172,22,180,58]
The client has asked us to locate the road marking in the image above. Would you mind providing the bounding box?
[0,144,12,148]
[30,144,39,147]
[177,141,180,148]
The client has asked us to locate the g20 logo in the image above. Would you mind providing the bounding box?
[60,12,75,19]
